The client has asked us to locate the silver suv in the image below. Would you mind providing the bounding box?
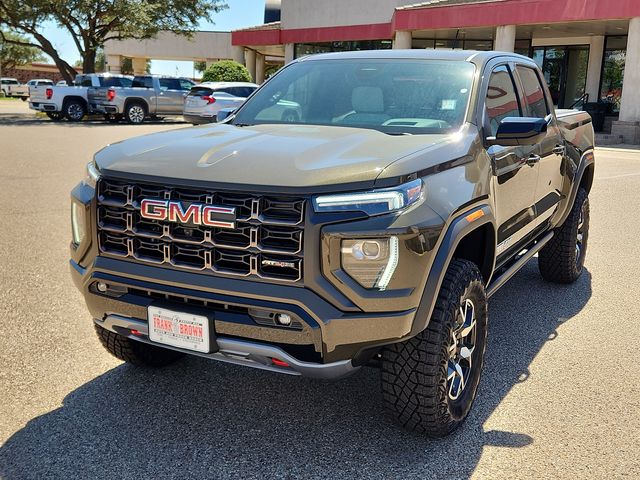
[183,82,258,124]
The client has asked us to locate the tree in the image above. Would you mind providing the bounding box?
[202,60,251,83]
[0,0,227,83]
[0,29,44,71]
[194,60,207,74]
[74,49,104,72]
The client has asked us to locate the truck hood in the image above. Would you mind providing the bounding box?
[96,123,462,191]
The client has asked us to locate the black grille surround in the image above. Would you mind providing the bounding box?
[96,178,305,283]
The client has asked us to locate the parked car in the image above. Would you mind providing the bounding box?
[70,50,595,437]
[1,78,29,100]
[88,75,195,124]
[28,73,133,121]
[26,79,54,88]
[182,82,258,124]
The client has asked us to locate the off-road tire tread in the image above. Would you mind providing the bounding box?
[381,258,487,437]
[94,323,184,367]
[538,188,589,284]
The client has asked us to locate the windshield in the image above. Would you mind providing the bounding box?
[233,59,475,135]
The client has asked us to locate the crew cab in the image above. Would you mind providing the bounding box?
[1,78,29,100]
[88,75,195,124]
[70,51,595,437]
[28,73,132,121]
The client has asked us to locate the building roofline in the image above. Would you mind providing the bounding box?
[232,0,640,46]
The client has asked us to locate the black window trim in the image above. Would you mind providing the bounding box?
[513,63,552,119]
[482,62,523,138]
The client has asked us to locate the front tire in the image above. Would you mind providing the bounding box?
[538,187,589,283]
[125,102,146,124]
[94,324,185,367]
[381,259,488,436]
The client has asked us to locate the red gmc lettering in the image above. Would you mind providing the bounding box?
[140,199,235,229]
[202,205,235,229]
[141,199,168,220]
[168,203,201,224]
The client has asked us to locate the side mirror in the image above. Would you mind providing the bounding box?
[486,117,548,146]
[216,108,236,123]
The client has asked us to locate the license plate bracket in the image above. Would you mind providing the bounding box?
[147,304,217,354]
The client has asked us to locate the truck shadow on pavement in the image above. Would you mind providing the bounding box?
[0,263,592,479]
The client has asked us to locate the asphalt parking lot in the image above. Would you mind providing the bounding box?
[1,100,639,479]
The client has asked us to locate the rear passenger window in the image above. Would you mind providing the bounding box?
[485,65,521,136]
[517,66,549,119]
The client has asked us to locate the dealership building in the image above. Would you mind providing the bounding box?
[105,0,640,143]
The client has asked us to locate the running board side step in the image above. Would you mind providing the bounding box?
[487,231,554,298]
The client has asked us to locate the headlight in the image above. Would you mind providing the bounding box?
[71,201,86,245]
[341,236,399,290]
[84,160,100,188]
[313,179,423,216]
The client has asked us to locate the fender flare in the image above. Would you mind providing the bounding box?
[554,149,595,227]
[409,204,496,337]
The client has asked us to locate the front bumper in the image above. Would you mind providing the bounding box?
[97,314,357,379]
[71,257,417,370]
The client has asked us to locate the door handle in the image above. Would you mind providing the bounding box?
[553,144,566,155]
[526,154,541,166]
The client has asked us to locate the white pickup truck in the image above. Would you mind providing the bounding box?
[28,73,132,121]
[1,78,29,100]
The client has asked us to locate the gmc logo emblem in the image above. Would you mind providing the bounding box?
[140,199,236,229]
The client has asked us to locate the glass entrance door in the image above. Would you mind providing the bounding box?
[532,46,589,108]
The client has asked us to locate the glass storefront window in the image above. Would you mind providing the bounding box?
[294,40,392,59]
[531,45,588,108]
[600,36,627,113]
[515,39,532,57]
[412,39,493,50]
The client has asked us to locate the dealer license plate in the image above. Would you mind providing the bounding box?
[148,306,210,353]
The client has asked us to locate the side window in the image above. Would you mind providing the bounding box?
[485,65,521,136]
[132,76,153,88]
[179,79,194,91]
[516,66,549,119]
[159,78,181,90]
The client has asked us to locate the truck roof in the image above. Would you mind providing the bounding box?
[297,49,532,65]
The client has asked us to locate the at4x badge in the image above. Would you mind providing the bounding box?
[140,199,236,229]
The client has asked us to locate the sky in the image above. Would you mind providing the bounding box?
[38,0,266,77]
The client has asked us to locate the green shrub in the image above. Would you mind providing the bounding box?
[202,60,252,83]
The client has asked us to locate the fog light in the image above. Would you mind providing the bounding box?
[276,313,292,326]
[71,201,86,245]
[96,282,108,293]
[341,237,399,290]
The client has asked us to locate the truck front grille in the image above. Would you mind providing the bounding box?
[96,178,305,283]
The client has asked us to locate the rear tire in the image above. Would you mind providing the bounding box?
[381,259,488,436]
[94,324,185,367]
[125,102,146,124]
[538,187,589,283]
[63,99,86,122]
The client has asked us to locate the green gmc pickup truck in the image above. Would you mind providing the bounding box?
[70,50,594,436]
